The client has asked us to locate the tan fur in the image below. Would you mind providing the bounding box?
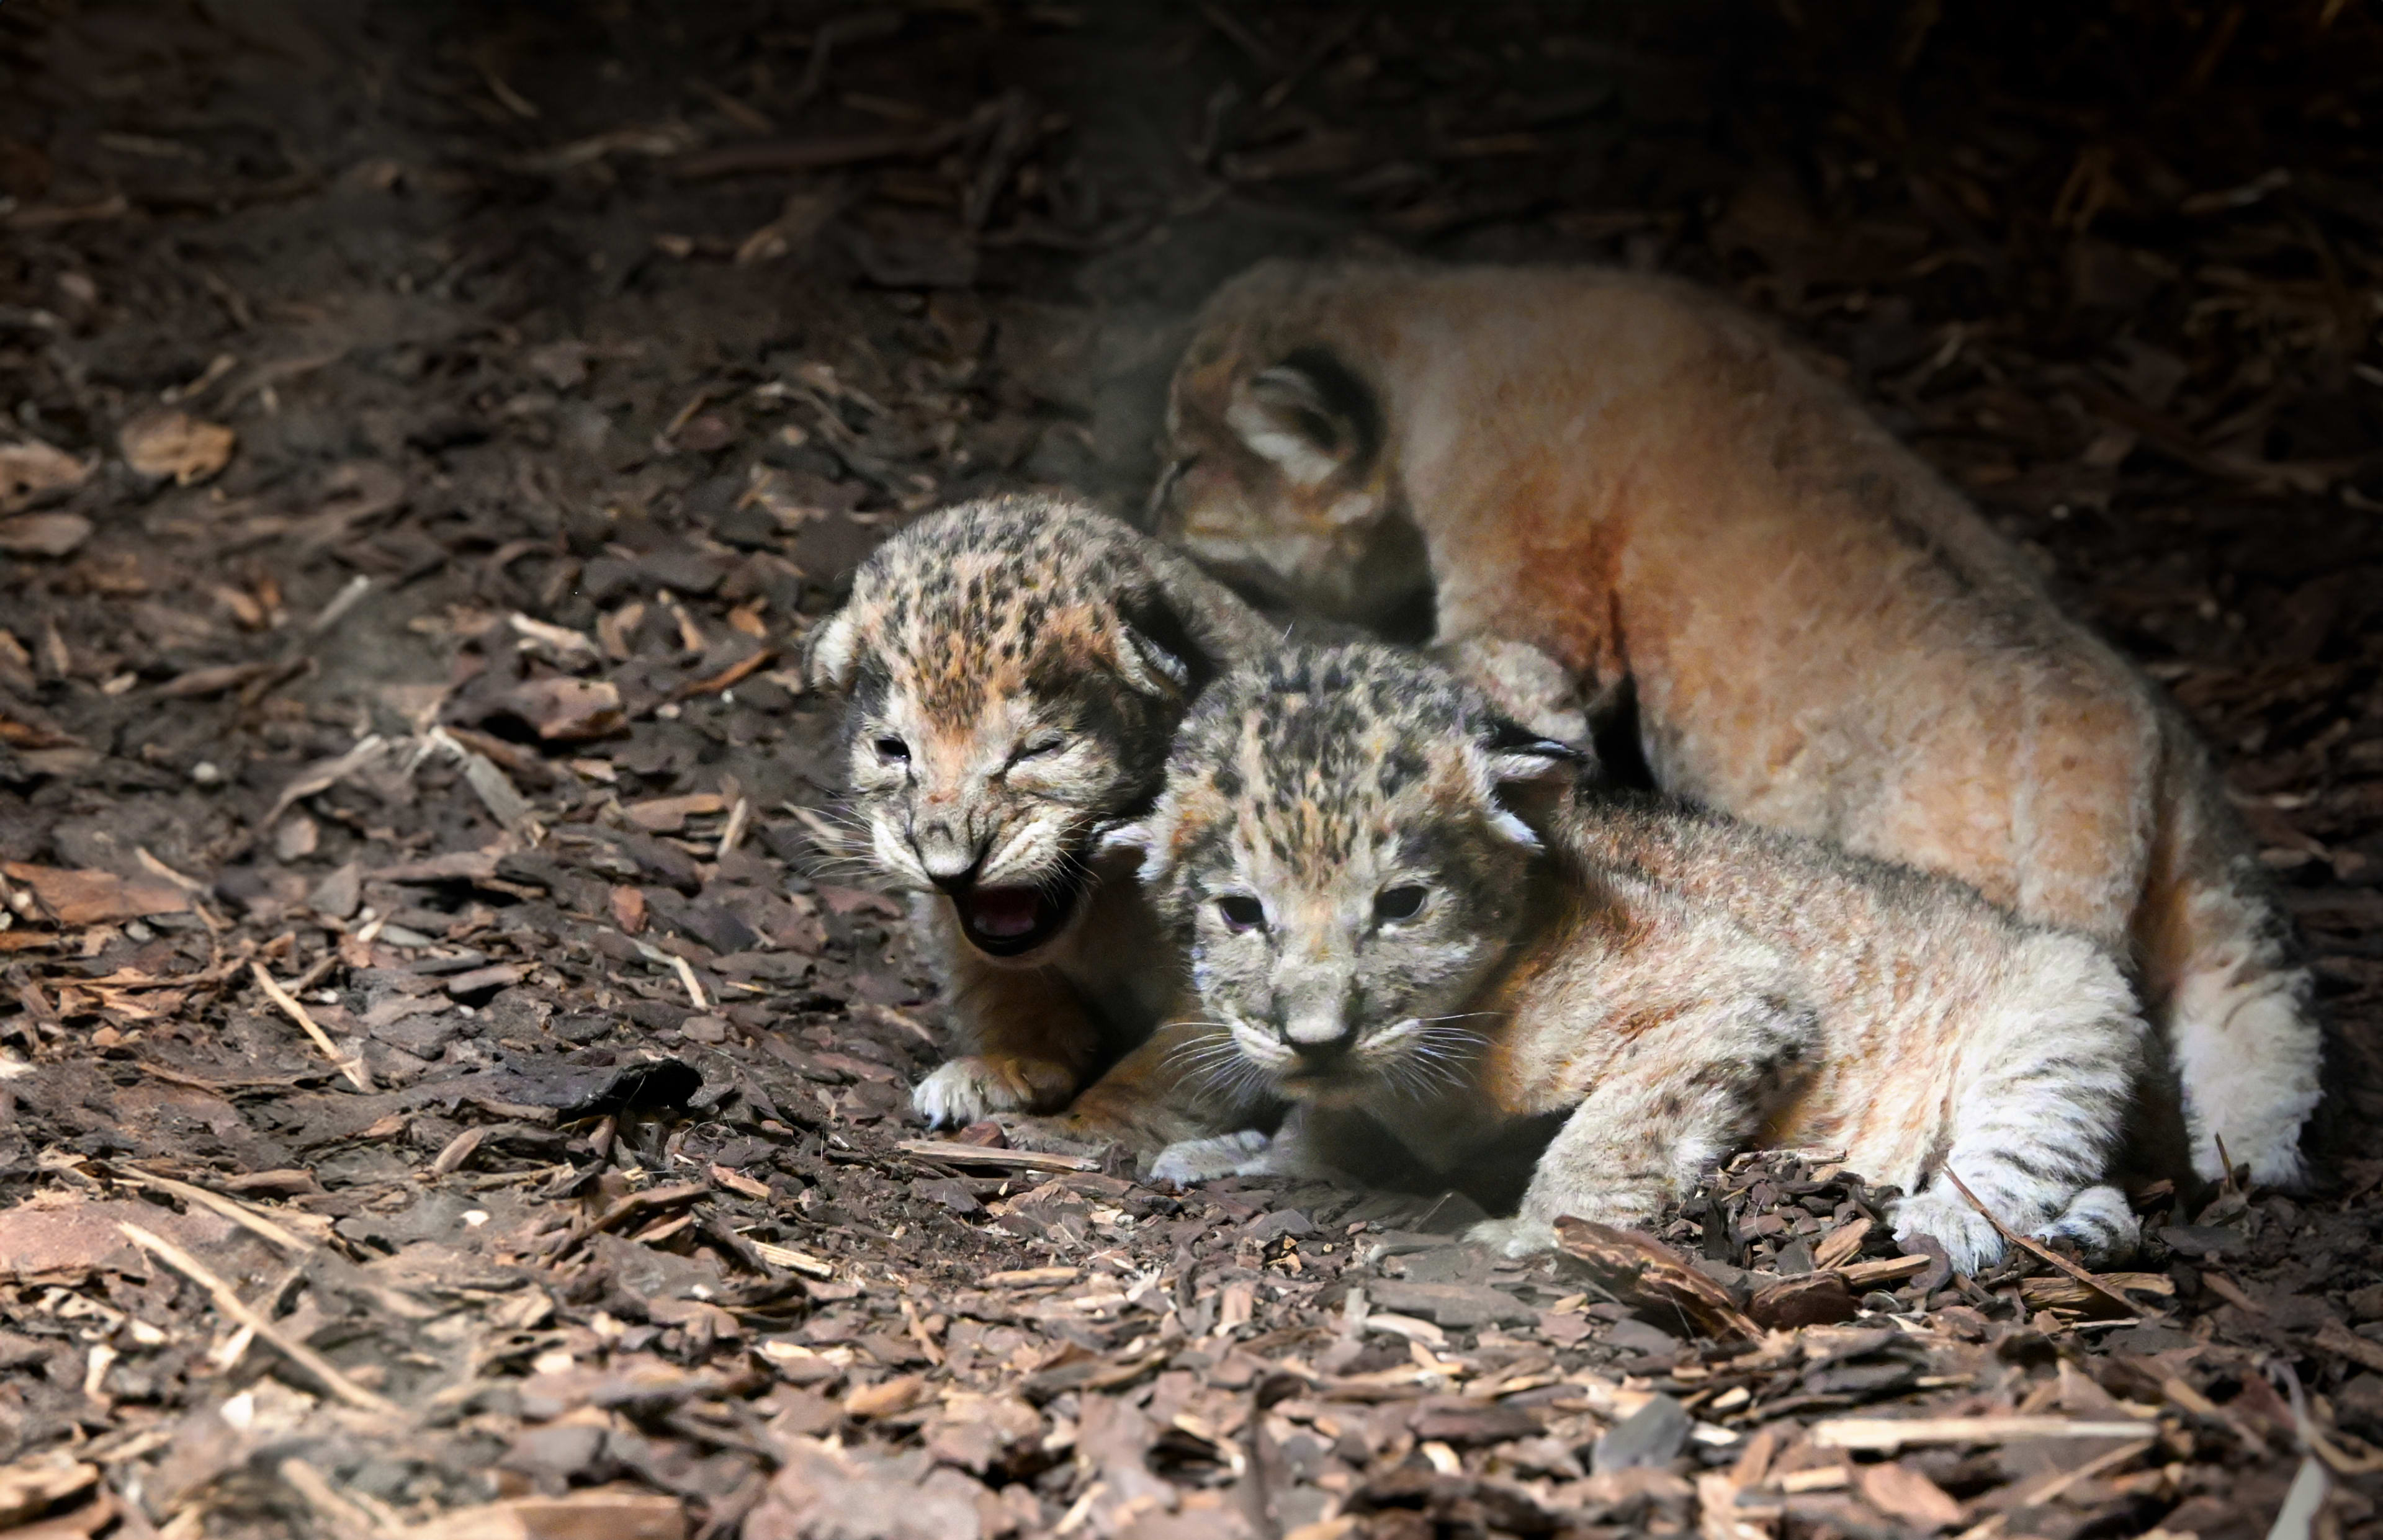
[1133,645,2147,1273]
[1156,259,2318,1186]
[804,493,1276,1126]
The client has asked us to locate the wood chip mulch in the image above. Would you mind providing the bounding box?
[0,2,2379,1537]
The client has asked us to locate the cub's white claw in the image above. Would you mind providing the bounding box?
[1890,1189,2003,1276]
[1150,1130,1272,1186]
[912,1058,1029,1129]
[2031,1184,2140,1265]
[1465,1217,1560,1258]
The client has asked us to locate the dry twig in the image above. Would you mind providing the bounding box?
[1814,1415,2157,1452]
[1942,1168,2143,1318]
[117,1222,398,1414]
[117,1171,316,1256]
[250,962,369,1091]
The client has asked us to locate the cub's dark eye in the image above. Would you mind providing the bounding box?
[1011,734,1066,764]
[1374,885,1429,923]
[1216,895,1266,933]
[873,736,910,763]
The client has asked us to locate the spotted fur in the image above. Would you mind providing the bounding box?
[1156,258,2318,1189]
[804,493,1275,1126]
[1131,644,2147,1274]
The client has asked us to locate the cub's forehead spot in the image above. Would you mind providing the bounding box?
[1179,700,1453,880]
[846,514,1146,723]
[1163,644,1510,890]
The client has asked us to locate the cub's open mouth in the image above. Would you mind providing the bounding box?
[949,866,1087,958]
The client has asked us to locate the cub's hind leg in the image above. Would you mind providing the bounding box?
[1893,933,2144,1274]
[1439,634,1592,746]
[1471,995,1817,1258]
[2134,738,2321,1188]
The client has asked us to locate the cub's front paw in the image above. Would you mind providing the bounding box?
[1150,1130,1273,1186]
[911,1055,1074,1128]
[1465,1216,1560,1258]
[992,1113,1112,1157]
[1890,1189,2004,1276]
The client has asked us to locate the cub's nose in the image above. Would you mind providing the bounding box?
[1283,1020,1357,1064]
[913,823,983,892]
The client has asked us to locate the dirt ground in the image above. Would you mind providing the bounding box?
[2,2,2382,1537]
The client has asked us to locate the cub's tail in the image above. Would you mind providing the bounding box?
[2134,717,2322,1188]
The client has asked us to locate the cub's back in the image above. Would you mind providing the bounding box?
[1548,792,2043,1012]
[1553,796,2040,963]
[1178,258,2058,622]
[1527,792,2140,1171]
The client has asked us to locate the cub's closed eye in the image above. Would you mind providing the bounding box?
[873,736,910,763]
[1374,885,1428,923]
[1011,734,1066,763]
[1216,895,1266,933]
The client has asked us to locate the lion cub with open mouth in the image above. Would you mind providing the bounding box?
[804,494,1275,1127]
[1126,643,2145,1274]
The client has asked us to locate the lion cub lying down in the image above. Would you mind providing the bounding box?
[1158,258,2315,1189]
[1123,643,2146,1274]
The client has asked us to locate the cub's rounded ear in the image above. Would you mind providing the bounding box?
[1115,574,1235,701]
[1480,718,1589,786]
[1097,821,1153,855]
[1115,625,1193,699]
[1096,819,1175,887]
[803,609,863,694]
[1471,719,1589,849]
[1223,346,1380,491]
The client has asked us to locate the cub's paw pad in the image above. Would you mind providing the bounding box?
[1465,1216,1559,1258]
[990,1114,1110,1157]
[2031,1184,2140,1265]
[912,1058,1036,1128]
[1890,1189,2003,1276]
[1150,1130,1273,1186]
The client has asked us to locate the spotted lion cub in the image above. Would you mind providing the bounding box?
[1158,258,2316,1188]
[1126,643,2146,1274]
[804,494,1275,1127]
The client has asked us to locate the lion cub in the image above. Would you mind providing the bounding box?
[804,494,1275,1126]
[1126,644,2146,1274]
[1157,259,2315,1188]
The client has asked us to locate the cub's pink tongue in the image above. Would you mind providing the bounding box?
[964,887,1044,939]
